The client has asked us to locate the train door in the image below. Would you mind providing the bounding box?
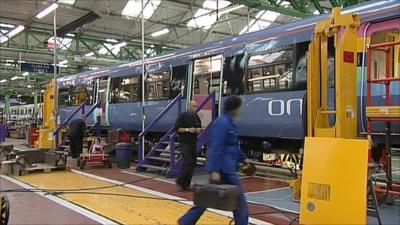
[94,76,110,127]
[188,55,224,127]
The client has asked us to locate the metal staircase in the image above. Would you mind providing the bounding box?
[54,101,101,148]
[136,92,216,178]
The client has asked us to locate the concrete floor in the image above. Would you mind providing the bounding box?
[2,137,399,225]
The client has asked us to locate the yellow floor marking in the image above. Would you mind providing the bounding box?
[17,171,231,225]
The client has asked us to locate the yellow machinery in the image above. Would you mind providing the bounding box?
[36,79,57,149]
[300,8,369,224]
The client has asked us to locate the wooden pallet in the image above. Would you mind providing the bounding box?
[19,163,69,175]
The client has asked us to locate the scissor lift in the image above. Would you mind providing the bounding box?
[366,40,400,198]
[300,8,372,224]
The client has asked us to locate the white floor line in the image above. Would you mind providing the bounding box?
[122,170,176,184]
[71,169,272,225]
[246,186,291,195]
[0,175,117,225]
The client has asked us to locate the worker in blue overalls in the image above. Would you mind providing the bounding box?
[178,95,249,225]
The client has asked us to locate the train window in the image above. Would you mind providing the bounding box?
[247,49,293,92]
[111,76,140,103]
[145,71,170,100]
[170,65,187,98]
[85,80,95,105]
[58,87,71,106]
[371,28,400,79]
[72,85,88,106]
[193,55,223,100]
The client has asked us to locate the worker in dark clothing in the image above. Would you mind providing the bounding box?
[178,95,249,225]
[175,101,202,191]
[68,115,86,158]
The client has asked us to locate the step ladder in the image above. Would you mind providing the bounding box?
[136,92,216,177]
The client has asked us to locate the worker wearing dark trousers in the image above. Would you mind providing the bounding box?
[175,101,202,191]
[68,116,86,158]
[178,96,249,225]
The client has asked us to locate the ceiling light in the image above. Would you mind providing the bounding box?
[6,59,14,63]
[106,38,118,43]
[0,79,7,83]
[202,0,231,10]
[85,52,95,57]
[66,33,75,37]
[313,10,320,15]
[41,90,45,93]
[17,60,26,63]
[114,42,127,48]
[0,25,25,43]
[122,0,161,19]
[58,0,76,5]
[89,66,99,70]
[27,85,33,88]
[11,76,22,81]
[59,60,68,64]
[218,4,245,15]
[36,3,59,19]
[0,23,15,28]
[17,94,22,97]
[22,72,29,76]
[151,28,169,37]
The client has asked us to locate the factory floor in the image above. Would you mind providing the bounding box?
[1,138,399,225]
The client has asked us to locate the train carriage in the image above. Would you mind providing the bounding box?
[57,0,400,154]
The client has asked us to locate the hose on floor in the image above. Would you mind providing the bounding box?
[1,175,299,225]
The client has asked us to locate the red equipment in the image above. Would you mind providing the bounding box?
[77,138,112,169]
[366,40,400,199]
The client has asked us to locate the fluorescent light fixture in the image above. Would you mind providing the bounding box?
[36,3,59,19]
[59,60,68,64]
[58,0,75,5]
[0,25,25,44]
[106,38,118,43]
[85,52,95,57]
[151,28,169,37]
[89,66,99,70]
[27,85,33,88]
[114,42,127,48]
[66,33,75,37]
[0,79,7,83]
[17,95,22,97]
[6,59,14,63]
[17,60,26,63]
[202,0,231,10]
[313,10,320,15]
[11,76,22,81]
[122,0,161,19]
[0,23,15,28]
[41,90,45,93]
[218,4,245,15]
[22,72,29,76]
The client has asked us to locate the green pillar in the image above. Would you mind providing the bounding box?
[34,90,39,119]
[4,93,10,122]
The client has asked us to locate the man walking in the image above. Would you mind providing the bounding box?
[175,101,202,191]
[68,115,86,158]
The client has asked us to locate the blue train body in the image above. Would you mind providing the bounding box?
[57,0,400,146]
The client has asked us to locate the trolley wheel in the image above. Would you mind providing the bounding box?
[107,158,112,168]
[77,158,81,167]
[79,159,86,170]
[0,194,10,225]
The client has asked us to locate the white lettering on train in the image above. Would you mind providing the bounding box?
[267,99,303,116]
